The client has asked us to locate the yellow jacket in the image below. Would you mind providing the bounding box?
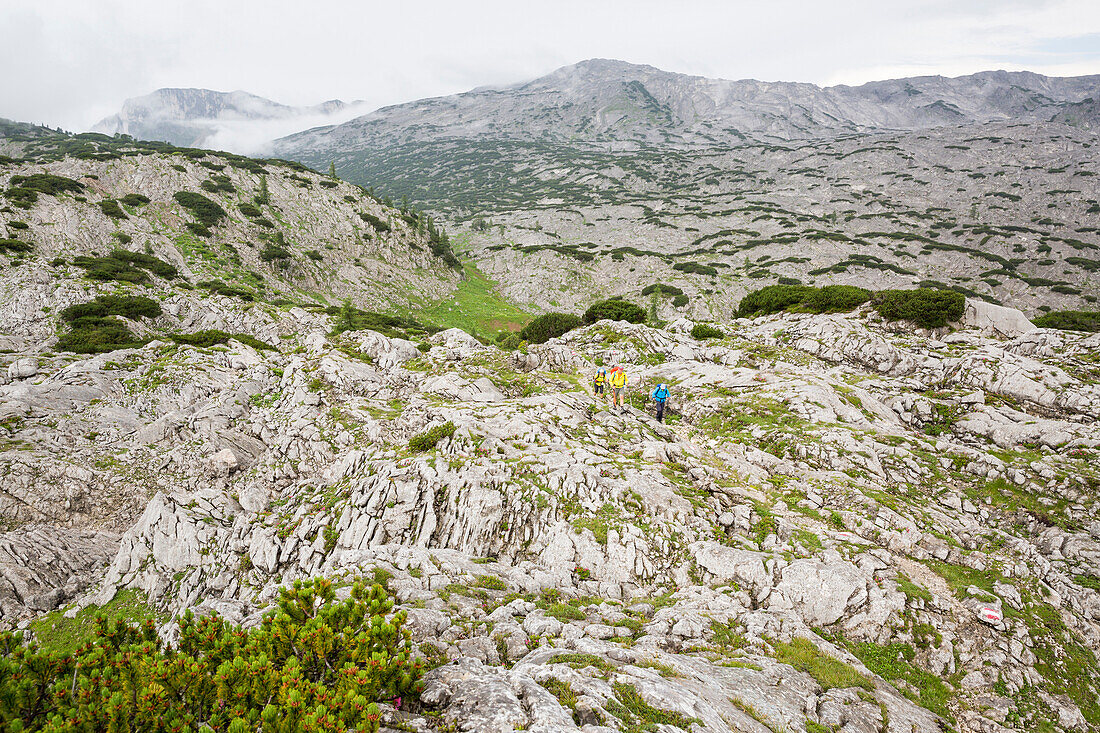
[593,371,607,385]
[609,370,627,388]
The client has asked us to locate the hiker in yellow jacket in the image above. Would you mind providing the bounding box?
[608,366,628,411]
[592,367,608,403]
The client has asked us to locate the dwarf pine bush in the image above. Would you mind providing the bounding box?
[583,298,646,324]
[0,578,422,732]
[870,288,965,329]
[520,313,583,344]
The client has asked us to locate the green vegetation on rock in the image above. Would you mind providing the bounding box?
[170,330,275,351]
[408,422,456,451]
[1033,310,1100,332]
[584,298,647,324]
[173,191,227,228]
[871,288,965,329]
[520,313,583,344]
[737,284,871,318]
[3,578,422,733]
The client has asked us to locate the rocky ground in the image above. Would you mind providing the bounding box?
[2,287,1099,731]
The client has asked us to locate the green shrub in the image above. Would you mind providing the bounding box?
[496,333,523,350]
[3,187,38,209]
[408,421,456,451]
[170,330,275,350]
[641,283,684,297]
[261,242,292,263]
[0,239,32,255]
[737,284,871,318]
[56,317,145,353]
[6,220,28,230]
[305,249,323,261]
[97,199,128,219]
[0,578,422,732]
[114,232,132,245]
[173,191,227,227]
[691,323,725,340]
[73,249,179,282]
[237,202,263,218]
[197,280,256,301]
[520,313,583,344]
[1033,310,1100,332]
[583,298,647,324]
[201,175,234,193]
[871,289,965,329]
[673,261,718,276]
[119,193,150,207]
[328,303,429,337]
[672,294,689,307]
[61,295,162,322]
[359,211,390,234]
[9,173,84,196]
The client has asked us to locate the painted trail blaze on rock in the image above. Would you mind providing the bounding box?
[979,606,1003,624]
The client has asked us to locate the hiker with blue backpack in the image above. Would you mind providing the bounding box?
[650,383,670,422]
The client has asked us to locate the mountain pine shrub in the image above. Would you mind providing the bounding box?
[691,323,725,340]
[737,284,871,318]
[583,298,647,324]
[170,330,275,350]
[61,295,161,322]
[197,280,256,301]
[327,303,429,338]
[56,317,145,353]
[1033,310,1100,332]
[871,289,965,328]
[71,250,177,283]
[0,239,33,255]
[9,173,85,196]
[0,578,422,732]
[359,212,390,234]
[119,193,150,207]
[673,262,717,276]
[173,191,227,227]
[520,313,583,344]
[641,283,684,297]
[97,199,128,219]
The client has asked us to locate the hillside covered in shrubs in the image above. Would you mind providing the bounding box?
[0,123,465,355]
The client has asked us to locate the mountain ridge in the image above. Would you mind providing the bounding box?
[93,88,368,152]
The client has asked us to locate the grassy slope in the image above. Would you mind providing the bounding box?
[418,260,531,338]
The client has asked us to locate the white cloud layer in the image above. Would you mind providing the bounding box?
[2,0,1099,132]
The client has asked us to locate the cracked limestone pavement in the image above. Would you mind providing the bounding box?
[2,293,1100,731]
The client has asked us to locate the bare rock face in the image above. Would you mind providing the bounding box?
[0,525,119,620]
[962,300,1036,338]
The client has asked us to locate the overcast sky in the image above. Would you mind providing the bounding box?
[3,0,1100,132]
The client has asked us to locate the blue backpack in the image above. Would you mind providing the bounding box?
[653,385,669,402]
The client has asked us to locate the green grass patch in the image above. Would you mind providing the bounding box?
[606,681,701,732]
[773,637,872,691]
[418,261,529,338]
[29,589,160,654]
[408,422,456,451]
